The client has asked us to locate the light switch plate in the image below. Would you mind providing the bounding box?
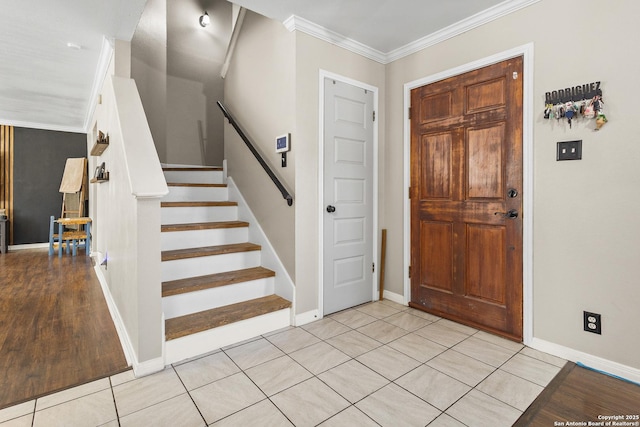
[557,140,582,161]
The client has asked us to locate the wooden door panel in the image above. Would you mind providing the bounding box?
[465,224,506,304]
[417,201,506,224]
[467,124,505,200]
[419,221,454,292]
[466,78,506,113]
[419,133,453,199]
[410,56,523,341]
[419,91,454,124]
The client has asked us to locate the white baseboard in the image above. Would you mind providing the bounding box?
[93,257,164,378]
[132,357,165,378]
[93,260,134,367]
[530,337,640,384]
[382,290,405,305]
[9,243,49,250]
[227,176,295,304]
[295,309,321,326]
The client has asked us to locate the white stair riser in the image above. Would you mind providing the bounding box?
[163,186,228,202]
[163,170,223,184]
[162,251,261,282]
[163,278,275,319]
[161,228,248,251]
[164,308,290,365]
[161,206,238,224]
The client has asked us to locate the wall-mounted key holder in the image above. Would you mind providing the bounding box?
[543,81,608,131]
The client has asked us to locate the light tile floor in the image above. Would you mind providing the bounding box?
[0,300,566,427]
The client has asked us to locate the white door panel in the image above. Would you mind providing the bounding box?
[323,78,375,315]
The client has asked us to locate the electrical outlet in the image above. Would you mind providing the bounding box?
[583,311,601,334]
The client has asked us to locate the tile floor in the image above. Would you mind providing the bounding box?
[0,300,566,427]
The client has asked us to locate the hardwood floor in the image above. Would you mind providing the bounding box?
[0,249,129,409]
[516,362,640,426]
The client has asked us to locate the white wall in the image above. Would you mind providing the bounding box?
[385,0,640,371]
[90,41,167,373]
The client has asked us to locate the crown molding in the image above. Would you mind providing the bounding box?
[0,118,86,134]
[386,0,540,62]
[283,15,387,64]
[284,0,540,65]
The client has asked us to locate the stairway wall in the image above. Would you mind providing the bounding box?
[131,0,232,166]
[224,10,385,318]
[223,10,296,278]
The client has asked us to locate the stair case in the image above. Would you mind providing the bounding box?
[161,166,292,365]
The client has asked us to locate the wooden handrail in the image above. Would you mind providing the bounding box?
[217,101,293,206]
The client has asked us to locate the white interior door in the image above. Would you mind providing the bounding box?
[323,77,375,315]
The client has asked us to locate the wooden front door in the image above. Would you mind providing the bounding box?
[410,57,524,341]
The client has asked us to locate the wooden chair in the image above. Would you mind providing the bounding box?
[48,158,92,256]
[48,216,92,257]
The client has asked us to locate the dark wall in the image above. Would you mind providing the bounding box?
[13,128,87,244]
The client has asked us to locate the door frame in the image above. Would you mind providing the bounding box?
[318,70,379,319]
[402,43,534,344]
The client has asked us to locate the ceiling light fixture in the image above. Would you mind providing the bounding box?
[199,11,210,27]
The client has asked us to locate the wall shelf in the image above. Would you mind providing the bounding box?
[90,170,109,183]
[90,131,109,156]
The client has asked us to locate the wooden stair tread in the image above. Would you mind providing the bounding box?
[162,267,275,297]
[161,221,249,232]
[167,183,226,188]
[165,295,291,340]
[162,243,261,261]
[161,201,237,207]
[162,167,222,171]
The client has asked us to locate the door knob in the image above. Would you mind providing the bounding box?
[494,209,518,219]
[326,205,336,213]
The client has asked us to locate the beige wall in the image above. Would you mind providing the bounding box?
[132,0,231,166]
[224,11,296,276]
[224,0,640,372]
[294,32,386,314]
[131,0,167,162]
[224,12,386,315]
[166,0,231,166]
[166,75,206,163]
[386,0,640,369]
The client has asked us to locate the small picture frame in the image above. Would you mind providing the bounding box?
[275,133,290,153]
